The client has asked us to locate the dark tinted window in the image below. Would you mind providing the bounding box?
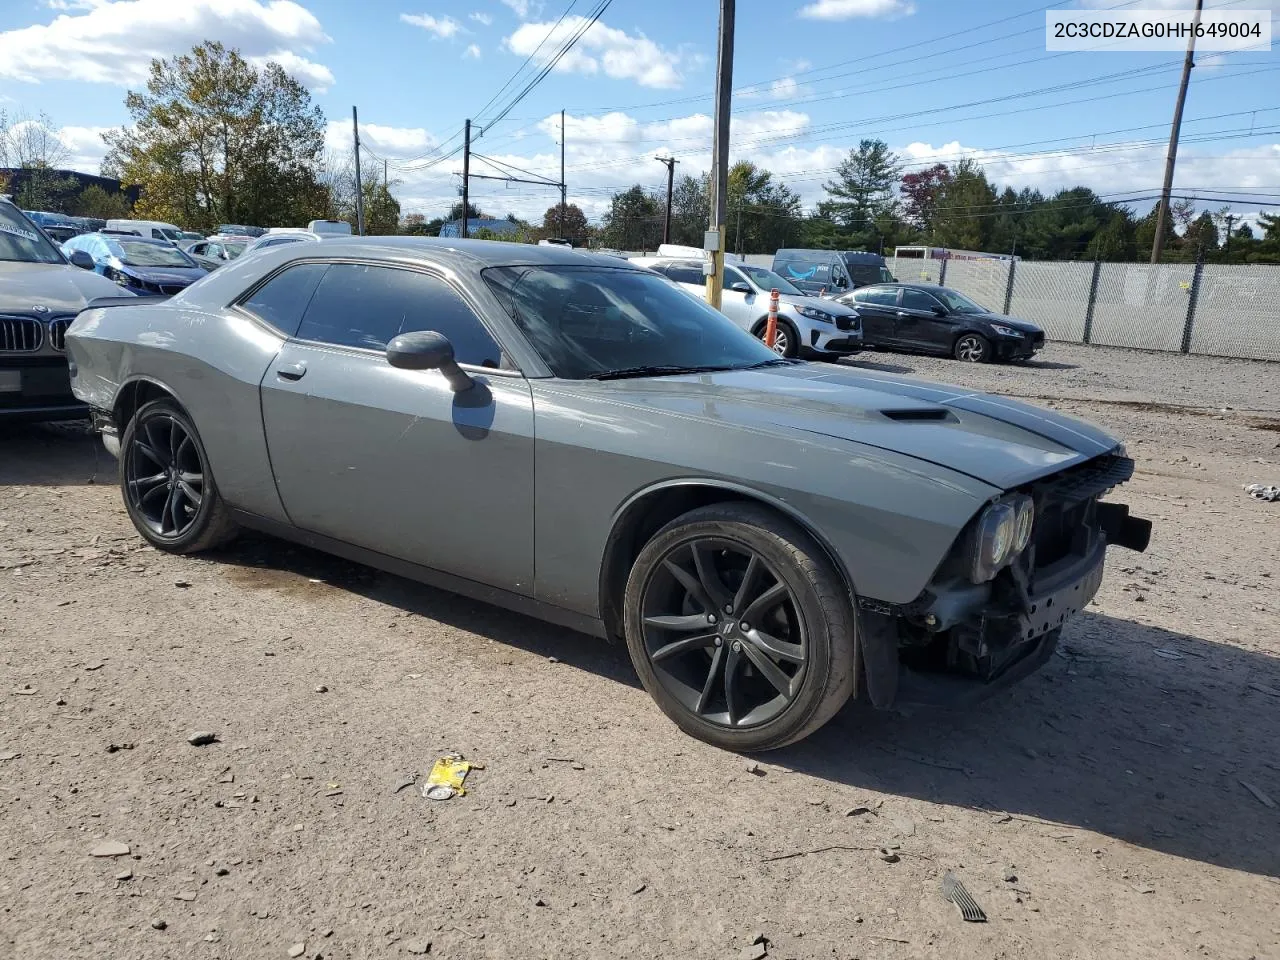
[240,262,329,336]
[847,265,883,285]
[775,258,830,284]
[262,236,304,248]
[852,286,899,307]
[296,263,502,365]
[901,288,944,312]
[663,261,704,285]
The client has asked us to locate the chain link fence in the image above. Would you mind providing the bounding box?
[891,255,1280,363]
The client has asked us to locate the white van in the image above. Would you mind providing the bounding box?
[306,219,352,236]
[105,219,184,243]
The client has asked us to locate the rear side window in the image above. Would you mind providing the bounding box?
[239,262,329,336]
[852,286,899,307]
[663,261,704,285]
[295,263,502,366]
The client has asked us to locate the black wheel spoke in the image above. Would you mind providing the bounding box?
[738,641,795,698]
[732,554,762,615]
[651,633,716,663]
[695,644,724,714]
[723,645,742,725]
[691,543,732,610]
[741,582,787,627]
[176,434,194,465]
[135,439,164,468]
[644,613,712,632]
[662,558,715,615]
[177,479,203,508]
[138,481,169,507]
[162,483,181,534]
[129,471,167,493]
[745,627,805,664]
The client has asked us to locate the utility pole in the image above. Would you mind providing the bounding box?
[559,109,566,240]
[1224,213,1236,256]
[352,105,365,236]
[656,156,677,244]
[706,0,735,309]
[461,118,472,240]
[1151,0,1203,263]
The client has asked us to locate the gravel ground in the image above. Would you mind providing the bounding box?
[2,342,1278,960]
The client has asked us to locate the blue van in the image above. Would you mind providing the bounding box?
[772,249,895,296]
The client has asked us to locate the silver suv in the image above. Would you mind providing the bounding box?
[631,257,862,359]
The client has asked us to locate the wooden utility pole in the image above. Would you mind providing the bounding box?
[656,156,677,244]
[706,0,735,308]
[461,118,472,239]
[352,106,365,236]
[1151,0,1204,263]
[559,110,566,240]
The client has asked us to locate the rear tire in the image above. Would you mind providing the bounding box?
[623,502,856,751]
[119,398,238,553]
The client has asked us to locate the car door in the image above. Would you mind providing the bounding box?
[719,265,759,328]
[255,260,536,594]
[848,286,901,346]
[895,287,954,352]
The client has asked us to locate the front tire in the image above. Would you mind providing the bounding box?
[954,332,991,362]
[755,319,799,359]
[119,398,238,553]
[623,503,856,751]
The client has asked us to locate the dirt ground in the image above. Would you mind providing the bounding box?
[2,342,1278,960]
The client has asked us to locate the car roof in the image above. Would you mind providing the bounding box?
[102,233,172,245]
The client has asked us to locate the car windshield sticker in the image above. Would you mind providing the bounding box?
[0,222,40,243]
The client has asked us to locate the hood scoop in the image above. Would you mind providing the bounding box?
[881,407,953,423]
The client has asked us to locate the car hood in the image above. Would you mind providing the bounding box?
[778,292,857,315]
[120,265,205,283]
[968,312,1042,334]
[0,260,130,314]
[589,364,1117,490]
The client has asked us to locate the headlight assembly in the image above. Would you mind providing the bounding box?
[795,305,835,324]
[990,324,1024,338]
[970,494,1034,583]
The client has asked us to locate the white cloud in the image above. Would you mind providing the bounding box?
[469,11,492,26]
[500,0,540,19]
[464,43,481,59]
[505,16,688,88]
[247,50,334,91]
[400,13,464,39]
[769,76,812,101]
[799,0,916,19]
[0,0,333,90]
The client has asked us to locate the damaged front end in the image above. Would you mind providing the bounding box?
[859,451,1152,709]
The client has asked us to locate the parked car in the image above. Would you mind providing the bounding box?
[631,256,862,359]
[218,224,267,238]
[0,198,131,422]
[105,219,184,243]
[62,233,207,295]
[835,283,1045,362]
[241,230,324,255]
[23,211,84,245]
[176,231,204,242]
[307,219,352,236]
[181,236,248,271]
[65,238,1151,750]
[773,249,895,296]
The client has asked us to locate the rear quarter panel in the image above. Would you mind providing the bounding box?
[67,302,288,521]
[531,381,999,615]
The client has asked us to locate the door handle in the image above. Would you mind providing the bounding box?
[895,311,910,318]
[276,361,307,381]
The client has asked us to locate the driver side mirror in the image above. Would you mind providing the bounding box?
[386,330,474,392]
[932,305,948,317]
[69,250,95,270]
[729,281,751,294]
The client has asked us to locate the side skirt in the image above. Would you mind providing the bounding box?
[230,510,609,639]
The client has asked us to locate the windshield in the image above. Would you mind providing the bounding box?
[114,240,196,268]
[224,242,246,258]
[0,204,64,264]
[934,287,990,314]
[483,265,780,379]
[736,264,802,297]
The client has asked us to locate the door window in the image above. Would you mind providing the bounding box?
[663,261,704,285]
[852,286,899,307]
[239,262,330,336]
[901,288,944,312]
[295,263,503,366]
[723,266,752,291]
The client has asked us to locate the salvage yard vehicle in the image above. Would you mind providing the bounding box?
[66,238,1151,751]
[62,233,207,295]
[835,283,1046,363]
[0,197,131,422]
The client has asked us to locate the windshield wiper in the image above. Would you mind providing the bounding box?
[588,364,736,381]
[743,357,800,369]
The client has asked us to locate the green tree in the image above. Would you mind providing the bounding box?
[601,184,661,251]
[727,161,801,254]
[899,163,952,235]
[1180,211,1219,259]
[819,139,903,241]
[541,202,589,244]
[1135,201,1177,262]
[102,41,328,232]
[669,173,710,246]
[930,159,997,250]
[362,181,401,235]
[1253,211,1280,263]
[70,183,133,220]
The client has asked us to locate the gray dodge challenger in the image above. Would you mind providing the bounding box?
[66,239,1151,751]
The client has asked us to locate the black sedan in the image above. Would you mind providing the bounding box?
[835,283,1045,362]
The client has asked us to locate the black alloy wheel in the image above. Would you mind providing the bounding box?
[640,537,807,728]
[623,503,856,751]
[120,399,237,552]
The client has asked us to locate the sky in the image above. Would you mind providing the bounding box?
[0,0,1277,228]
